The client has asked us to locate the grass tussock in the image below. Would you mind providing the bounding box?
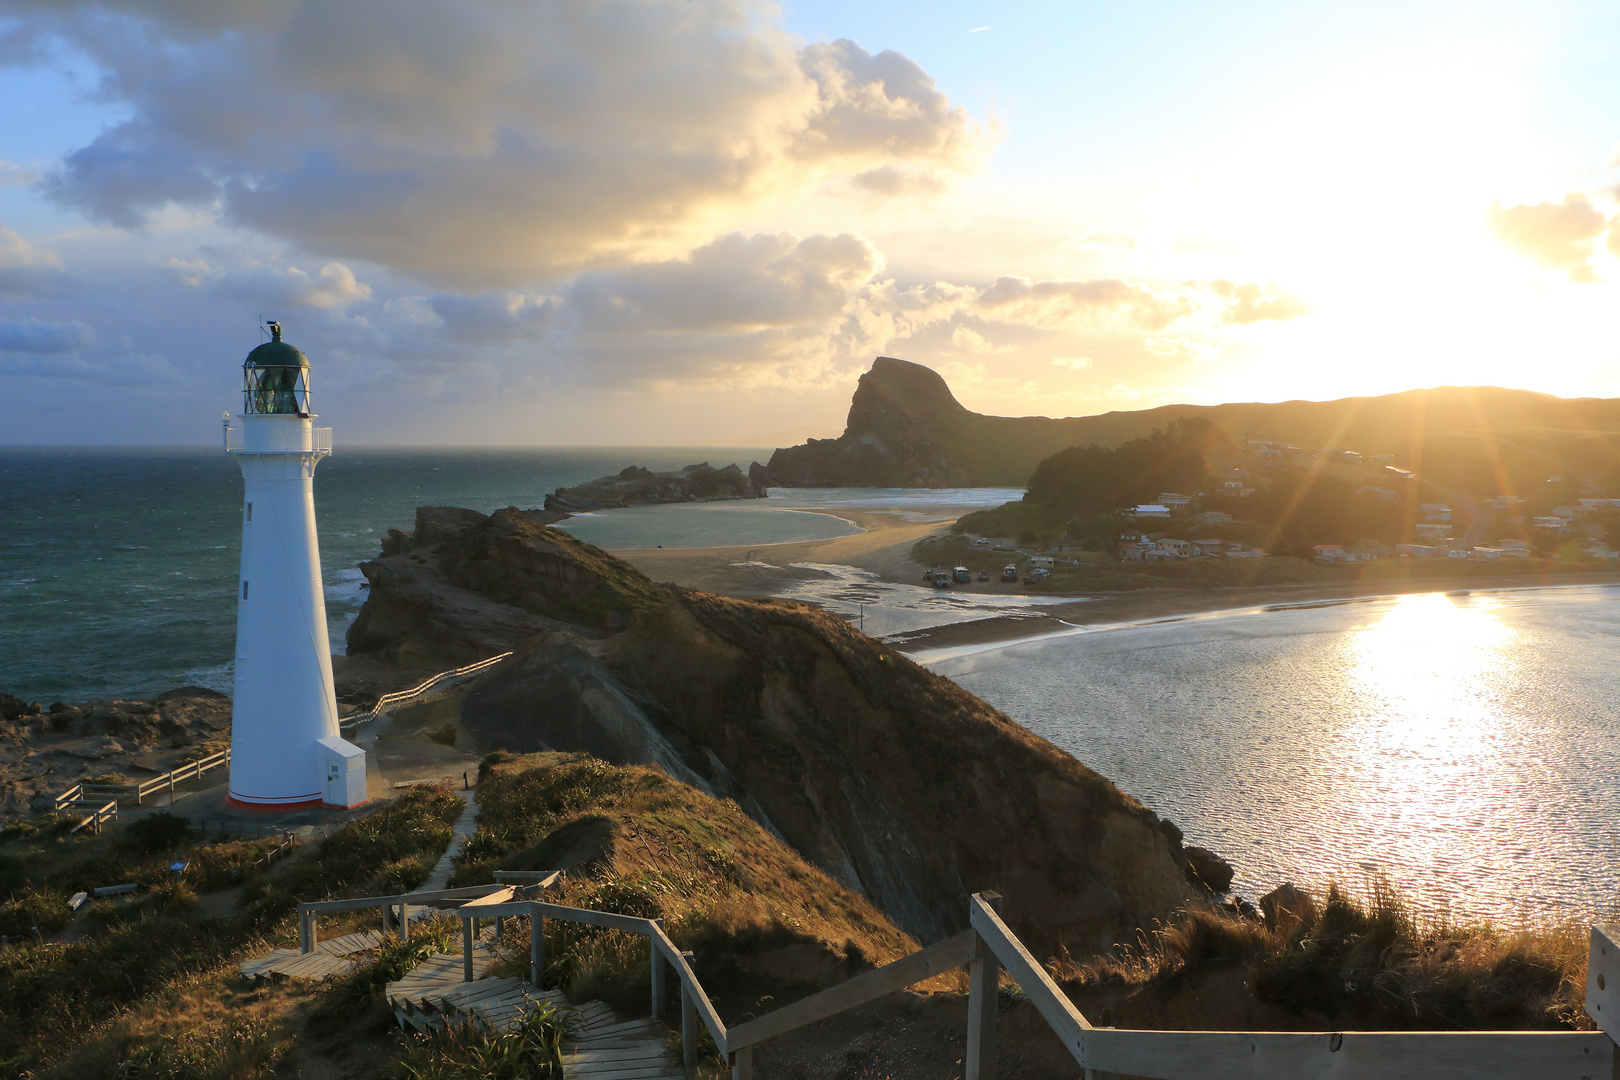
[455,753,923,1010]
[1060,880,1592,1031]
[387,1003,573,1080]
[0,785,468,1073]
[34,965,297,1080]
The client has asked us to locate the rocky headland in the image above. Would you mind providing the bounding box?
[543,461,767,513]
[345,504,1230,952]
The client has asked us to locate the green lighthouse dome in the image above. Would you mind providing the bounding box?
[245,322,309,368]
[242,321,312,415]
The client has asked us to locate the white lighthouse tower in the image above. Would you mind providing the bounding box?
[224,322,366,809]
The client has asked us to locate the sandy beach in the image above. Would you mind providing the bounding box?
[611,506,1620,656]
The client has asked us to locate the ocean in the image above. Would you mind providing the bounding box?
[927,587,1620,922]
[0,446,781,702]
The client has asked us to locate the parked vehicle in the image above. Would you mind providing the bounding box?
[1026,567,1049,583]
[933,575,951,589]
[977,570,989,581]
[954,566,971,583]
[1001,565,1018,582]
[922,569,936,583]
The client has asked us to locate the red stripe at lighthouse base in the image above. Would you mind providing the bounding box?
[226,791,324,811]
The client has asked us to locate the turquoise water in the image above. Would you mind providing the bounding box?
[0,447,769,702]
[928,587,1620,921]
[556,502,864,549]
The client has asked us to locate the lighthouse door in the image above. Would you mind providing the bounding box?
[325,761,341,804]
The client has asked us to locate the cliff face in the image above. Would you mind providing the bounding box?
[601,594,1196,952]
[544,462,766,513]
[349,508,1199,952]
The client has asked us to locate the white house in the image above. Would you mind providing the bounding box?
[1418,503,1452,522]
[1156,538,1192,558]
[1191,538,1223,557]
[1194,510,1233,525]
[1132,504,1171,519]
[1396,543,1440,558]
[1312,544,1346,563]
[1158,492,1191,509]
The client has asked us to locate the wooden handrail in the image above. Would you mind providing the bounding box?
[725,930,974,1051]
[1080,1028,1613,1080]
[339,652,512,732]
[280,884,1620,1080]
[649,922,730,1057]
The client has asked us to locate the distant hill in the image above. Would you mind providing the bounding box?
[762,357,1620,494]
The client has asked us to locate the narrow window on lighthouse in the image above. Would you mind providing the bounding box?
[245,502,253,523]
[242,580,249,601]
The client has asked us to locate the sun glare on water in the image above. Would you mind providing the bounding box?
[1341,593,1520,906]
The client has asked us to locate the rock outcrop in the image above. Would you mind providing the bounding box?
[348,507,1200,952]
[346,505,674,667]
[0,687,231,822]
[544,462,766,513]
[763,357,1118,488]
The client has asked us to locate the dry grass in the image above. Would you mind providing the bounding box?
[1058,880,1593,1031]
[456,753,932,1010]
[38,965,297,1080]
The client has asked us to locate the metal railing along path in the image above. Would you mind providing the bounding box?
[298,887,1620,1080]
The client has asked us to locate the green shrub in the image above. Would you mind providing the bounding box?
[124,814,192,854]
[388,1002,572,1080]
[0,888,73,937]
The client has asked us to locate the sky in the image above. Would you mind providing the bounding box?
[1,0,1618,446]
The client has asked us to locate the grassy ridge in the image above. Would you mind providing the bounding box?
[451,753,922,1010]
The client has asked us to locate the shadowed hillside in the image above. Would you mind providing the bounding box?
[762,357,1620,493]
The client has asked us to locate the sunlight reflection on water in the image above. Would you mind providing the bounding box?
[930,587,1620,921]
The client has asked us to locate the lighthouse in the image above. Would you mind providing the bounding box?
[224,322,366,809]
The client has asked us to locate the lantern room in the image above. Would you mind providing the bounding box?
[242,321,312,416]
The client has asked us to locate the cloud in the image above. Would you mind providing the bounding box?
[846,164,949,199]
[0,222,68,297]
[1062,228,1136,254]
[1488,194,1609,282]
[22,2,986,288]
[0,160,41,187]
[169,258,374,310]
[568,231,880,335]
[1144,336,1221,362]
[976,275,1192,330]
[1197,280,1309,324]
[1050,355,1093,370]
[0,318,94,353]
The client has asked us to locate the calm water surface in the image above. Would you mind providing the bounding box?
[928,588,1620,922]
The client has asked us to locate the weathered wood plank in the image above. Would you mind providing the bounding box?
[725,930,974,1052]
[1080,1028,1615,1080]
[1588,924,1620,1048]
[649,924,728,1055]
[970,893,1091,1057]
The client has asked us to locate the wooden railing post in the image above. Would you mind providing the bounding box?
[462,917,474,982]
[651,918,668,1017]
[681,950,699,1080]
[731,1045,753,1079]
[401,902,411,941]
[531,914,545,989]
[966,891,1003,1080]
